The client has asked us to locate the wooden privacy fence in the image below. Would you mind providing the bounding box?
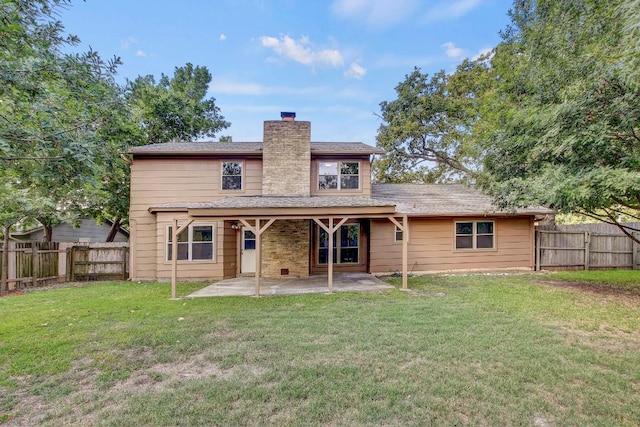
[0,242,129,291]
[536,230,640,271]
[67,243,129,281]
[0,242,62,290]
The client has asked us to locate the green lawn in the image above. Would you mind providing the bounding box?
[1,271,639,426]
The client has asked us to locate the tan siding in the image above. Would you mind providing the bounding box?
[222,221,238,278]
[129,157,262,279]
[152,213,225,281]
[370,217,535,273]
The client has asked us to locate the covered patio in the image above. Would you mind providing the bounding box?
[186,272,395,297]
[151,195,410,299]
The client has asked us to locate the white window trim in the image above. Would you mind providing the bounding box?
[317,160,360,191]
[221,160,244,191]
[166,223,216,262]
[393,225,403,243]
[317,223,360,264]
[454,220,496,250]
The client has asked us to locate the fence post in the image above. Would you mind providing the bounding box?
[633,232,639,270]
[122,246,128,280]
[69,247,75,282]
[8,241,16,291]
[535,230,541,271]
[584,232,590,271]
[31,242,38,288]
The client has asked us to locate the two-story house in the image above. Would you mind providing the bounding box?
[129,113,551,293]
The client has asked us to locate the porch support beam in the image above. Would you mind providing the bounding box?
[388,215,409,290]
[312,217,349,293]
[242,218,275,297]
[171,217,194,300]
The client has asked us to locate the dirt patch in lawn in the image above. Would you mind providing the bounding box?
[537,280,640,303]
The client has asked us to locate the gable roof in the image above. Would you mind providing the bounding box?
[129,141,384,156]
[372,184,554,216]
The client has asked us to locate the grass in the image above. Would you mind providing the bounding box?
[1,271,639,426]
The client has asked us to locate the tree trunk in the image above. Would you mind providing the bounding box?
[1,225,9,296]
[43,224,53,242]
[105,217,121,242]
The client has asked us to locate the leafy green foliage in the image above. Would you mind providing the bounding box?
[0,2,231,242]
[374,59,490,184]
[480,0,640,238]
[126,63,229,143]
[0,0,123,242]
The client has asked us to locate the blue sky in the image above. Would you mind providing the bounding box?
[60,0,512,144]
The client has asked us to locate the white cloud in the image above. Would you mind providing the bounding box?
[472,46,494,61]
[425,0,483,21]
[332,0,418,28]
[209,78,327,96]
[219,33,227,41]
[442,42,465,59]
[135,50,147,57]
[120,36,137,50]
[344,62,367,79]
[259,35,344,68]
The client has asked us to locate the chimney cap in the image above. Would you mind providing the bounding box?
[281,112,296,121]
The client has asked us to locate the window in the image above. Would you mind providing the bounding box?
[318,161,359,190]
[167,224,214,261]
[394,226,403,242]
[318,224,359,264]
[455,221,494,250]
[222,161,242,190]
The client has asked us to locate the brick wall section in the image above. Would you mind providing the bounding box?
[261,220,310,278]
[262,120,311,196]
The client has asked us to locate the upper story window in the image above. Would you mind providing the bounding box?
[222,161,242,190]
[455,221,494,250]
[318,161,359,190]
[167,224,214,261]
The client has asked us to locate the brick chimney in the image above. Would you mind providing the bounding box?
[262,113,311,196]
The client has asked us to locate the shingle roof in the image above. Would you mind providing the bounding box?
[372,184,554,216]
[151,196,395,210]
[130,141,384,155]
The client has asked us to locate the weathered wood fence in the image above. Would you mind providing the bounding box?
[0,242,129,291]
[536,223,640,270]
[67,243,129,282]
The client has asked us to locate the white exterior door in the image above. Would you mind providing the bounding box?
[240,228,256,273]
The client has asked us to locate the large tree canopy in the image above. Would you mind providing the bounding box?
[0,0,125,290]
[479,0,640,240]
[0,0,122,235]
[374,59,490,184]
[93,63,231,241]
[126,63,229,143]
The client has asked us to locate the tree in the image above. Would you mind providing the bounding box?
[374,59,491,184]
[93,63,231,241]
[480,0,640,242]
[1,0,124,243]
[126,63,229,143]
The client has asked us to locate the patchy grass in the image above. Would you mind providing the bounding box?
[1,273,639,426]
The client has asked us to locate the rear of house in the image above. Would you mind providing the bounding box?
[128,113,551,283]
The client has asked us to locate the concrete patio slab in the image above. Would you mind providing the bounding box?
[186,272,395,297]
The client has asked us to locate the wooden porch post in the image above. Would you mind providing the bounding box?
[388,215,409,290]
[171,218,179,299]
[239,218,275,297]
[255,219,261,296]
[312,217,349,294]
[328,218,334,293]
[171,217,193,300]
[402,215,408,290]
